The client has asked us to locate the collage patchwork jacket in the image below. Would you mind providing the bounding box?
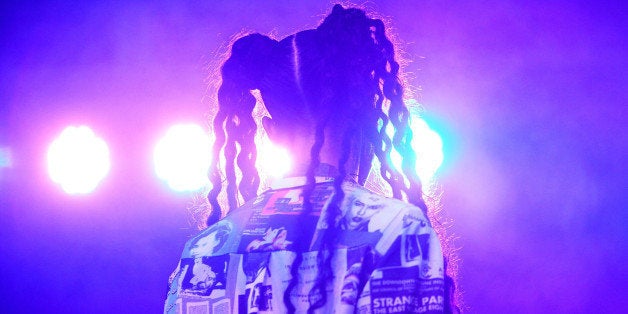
[164,175,445,313]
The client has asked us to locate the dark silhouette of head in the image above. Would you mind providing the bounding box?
[208,4,425,218]
[206,4,459,313]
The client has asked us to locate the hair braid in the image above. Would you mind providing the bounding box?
[223,116,239,209]
[357,128,374,185]
[234,93,260,202]
[367,20,404,200]
[308,125,353,312]
[370,19,458,312]
[206,34,275,225]
[282,118,327,313]
[207,110,227,226]
[370,18,429,212]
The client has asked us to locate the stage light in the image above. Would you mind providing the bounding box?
[0,146,11,168]
[47,126,111,194]
[154,124,211,192]
[387,116,444,186]
[257,138,292,178]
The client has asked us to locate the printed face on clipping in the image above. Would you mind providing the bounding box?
[342,190,384,231]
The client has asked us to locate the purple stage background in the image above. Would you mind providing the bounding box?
[1,1,626,313]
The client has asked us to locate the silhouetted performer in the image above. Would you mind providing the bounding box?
[165,5,459,313]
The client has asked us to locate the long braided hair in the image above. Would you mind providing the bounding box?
[207,4,459,313]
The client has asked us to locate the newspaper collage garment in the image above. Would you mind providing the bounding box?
[165,176,445,314]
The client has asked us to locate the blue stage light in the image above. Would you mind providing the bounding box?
[0,147,11,168]
[387,113,444,188]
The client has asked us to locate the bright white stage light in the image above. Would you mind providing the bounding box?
[387,117,444,185]
[257,138,292,178]
[47,126,111,194]
[154,124,211,192]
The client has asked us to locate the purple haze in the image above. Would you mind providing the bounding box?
[1,1,626,313]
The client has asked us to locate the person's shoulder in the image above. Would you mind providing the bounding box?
[342,182,423,209]
[341,182,431,229]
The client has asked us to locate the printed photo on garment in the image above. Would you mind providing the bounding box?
[240,259,273,313]
[268,250,346,313]
[339,186,385,231]
[180,255,229,298]
[261,182,334,216]
[184,220,234,258]
[339,246,370,307]
[238,213,318,253]
[369,266,444,314]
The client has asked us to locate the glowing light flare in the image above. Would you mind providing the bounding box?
[257,137,292,179]
[154,124,212,192]
[386,117,444,186]
[0,146,11,168]
[47,126,111,194]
